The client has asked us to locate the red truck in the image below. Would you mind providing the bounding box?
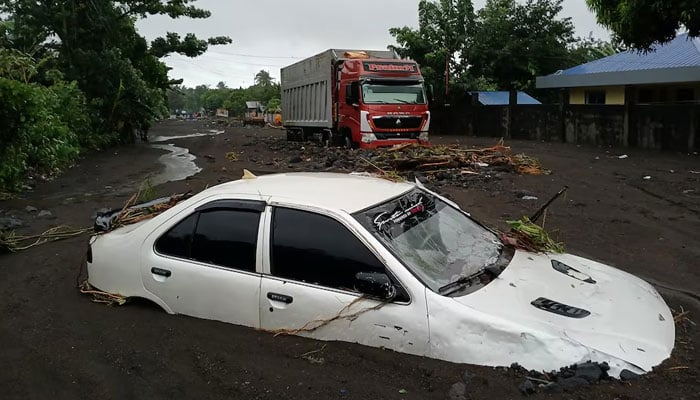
[281,49,430,148]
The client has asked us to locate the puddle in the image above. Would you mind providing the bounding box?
[150,129,225,143]
[150,144,202,185]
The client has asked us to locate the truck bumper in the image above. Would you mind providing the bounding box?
[358,131,429,149]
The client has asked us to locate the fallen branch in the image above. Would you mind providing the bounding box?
[79,280,127,306]
[267,296,389,337]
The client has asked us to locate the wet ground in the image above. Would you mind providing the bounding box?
[1,119,698,399]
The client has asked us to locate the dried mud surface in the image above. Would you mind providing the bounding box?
[1,119,698,399]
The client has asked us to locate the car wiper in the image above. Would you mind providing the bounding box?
[438,269,488,295]
[393,98,411,104]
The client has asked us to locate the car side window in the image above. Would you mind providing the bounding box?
[270,207,386,292]
[155,213,197,258]
[155,208,261,272]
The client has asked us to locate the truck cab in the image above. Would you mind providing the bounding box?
[336,59,430,148]
[281,49,430,149]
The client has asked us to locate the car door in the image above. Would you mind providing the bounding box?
[259,205,429,357]
[141,198,266,328]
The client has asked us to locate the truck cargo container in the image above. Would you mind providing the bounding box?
[281,49,430,148]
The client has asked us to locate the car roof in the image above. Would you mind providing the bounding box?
[203,172,415,213]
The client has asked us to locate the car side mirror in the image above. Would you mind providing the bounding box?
[355,272,396,300]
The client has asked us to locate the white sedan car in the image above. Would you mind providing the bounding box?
[87,172,674,377]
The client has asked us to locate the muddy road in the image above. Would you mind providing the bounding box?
[1,120,698,399]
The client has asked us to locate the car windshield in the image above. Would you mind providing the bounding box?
[354,189,503,294]
[362,82,426,104]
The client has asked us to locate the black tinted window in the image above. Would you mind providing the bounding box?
[191,209,260,272]
[271,208,385,291]
[155,213,197,258]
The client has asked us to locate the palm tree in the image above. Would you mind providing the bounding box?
[254,70,274,87]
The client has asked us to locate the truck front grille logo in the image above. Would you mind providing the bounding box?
[396,119,402,126]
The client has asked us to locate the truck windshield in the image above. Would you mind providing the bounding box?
[362,82,426,105]
[354,189,504,294]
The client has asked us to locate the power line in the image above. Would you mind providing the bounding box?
[207,50,304,60]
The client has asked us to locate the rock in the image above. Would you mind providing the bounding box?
[0,217,23,230]
[462,370,476,384]
[543,383,563,393]
[574,362,603,383]
[447,382,467,400]
[514,189,537,199]
[558,377,589,392]
[619,369,641,381]
[37,210,53,219]
[289,155,303,164]
[25,205,38,213]
[518,380,536,395]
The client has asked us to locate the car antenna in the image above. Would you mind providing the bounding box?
[530,186,569,223]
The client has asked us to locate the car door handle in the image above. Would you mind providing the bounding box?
[151,267,172,278]
[267,292,293,304]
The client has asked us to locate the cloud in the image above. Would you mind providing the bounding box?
[136,0,610,87]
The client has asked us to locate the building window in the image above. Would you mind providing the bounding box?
[584,90,606,105]
[637,89,654,104]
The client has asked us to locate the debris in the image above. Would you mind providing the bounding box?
[690,170,700,174]
[521,196,539,201]
[558,377,589,391]
[298,344,326,364]
[289,155,303,164]
[242,169,257,179]
[448,382,466,399]
[643,176,652,180]
[37,210,54,219]
[94,192,193,232]
[25,205,38,213]
[666,366,689,372]
[204,154,216,162]
[618,154,629,159]
[504,217,564,253]
[225,152,238,161]
[398,389,408,394]
[1,225,92,253]
[79,280,127,306]
[574,362,605,383]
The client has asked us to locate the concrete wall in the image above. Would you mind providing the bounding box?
[432,102,699,151]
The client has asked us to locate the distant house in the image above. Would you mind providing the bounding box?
[536,33,700,105]
[468,91,541,105]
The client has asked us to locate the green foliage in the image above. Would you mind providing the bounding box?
[586,0,699,50]
[0,0,230,190]
[392,0,621,98]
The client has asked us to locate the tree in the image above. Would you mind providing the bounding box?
[586,0,699,50]
[468,0,576,91]
[254,70,274,87]
[0,0,232,142]
[390,0,476,101]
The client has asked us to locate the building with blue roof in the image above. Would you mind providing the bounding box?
[536,33,700,105]
[467,91,541,105]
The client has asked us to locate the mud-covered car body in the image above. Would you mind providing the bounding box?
[87,173,674,377]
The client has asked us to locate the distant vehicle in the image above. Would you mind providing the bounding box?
[281,49,431,148]
[243,101,266,126]
[86,172,674,378]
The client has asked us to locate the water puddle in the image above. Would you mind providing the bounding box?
[150,129,225,143]
[149,144,202,185]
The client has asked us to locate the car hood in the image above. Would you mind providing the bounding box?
[452,250,675,374]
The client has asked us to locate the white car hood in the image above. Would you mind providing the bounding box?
[451,250,675,374]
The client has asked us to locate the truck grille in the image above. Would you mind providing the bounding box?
[372,116,423,130]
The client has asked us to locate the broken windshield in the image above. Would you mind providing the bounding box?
[354,189,504,295]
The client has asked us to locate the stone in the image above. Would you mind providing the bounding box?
[574,362,603,383]
[543,383,563,393]
[558,377,589,392]
[448,382,467,400]
[25,206,38,213]
[619,369,641,381]
[0,217,24,230]
[289,155,303,164]
[518,380,536,395]
[37,210,54,219]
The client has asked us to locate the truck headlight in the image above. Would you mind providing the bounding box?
[360,110,372,132]
[361,133,377,143]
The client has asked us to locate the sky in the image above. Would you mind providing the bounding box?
[135,0,611,88]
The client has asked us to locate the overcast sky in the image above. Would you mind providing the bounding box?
[135,0,610,88]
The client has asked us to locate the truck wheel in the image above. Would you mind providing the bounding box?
[345,135,358,149]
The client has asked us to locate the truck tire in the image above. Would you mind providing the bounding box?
[345,135,358,149]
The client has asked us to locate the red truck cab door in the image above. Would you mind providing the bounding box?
[337,81,361,147]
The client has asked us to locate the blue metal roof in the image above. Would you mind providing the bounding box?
[561,33,700,75]
[468,91,541,105]
[536,33,700,88]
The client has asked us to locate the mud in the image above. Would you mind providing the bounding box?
[0,119,698,399]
